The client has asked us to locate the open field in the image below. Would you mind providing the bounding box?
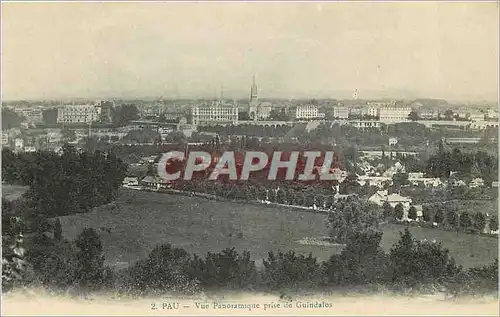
[59,189,498,269]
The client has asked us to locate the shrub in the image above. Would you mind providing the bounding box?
[187,248,257,290]
[382,201,394,220]
[422,205,433,222]
[459,212,472,229]
[408,206,418,221]
[28,235,79,290]
[74,228,107,289]
[489,216,498,233]
[126,244,200,295]
[324,230,389,286]
[389,229,460,290]
[394,203,404,221]
[262,251,322,289]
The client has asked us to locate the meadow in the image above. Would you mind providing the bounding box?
[59,188,498,269]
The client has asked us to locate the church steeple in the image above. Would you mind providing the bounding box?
[250,74,258,103]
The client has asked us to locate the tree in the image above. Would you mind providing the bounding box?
[2,108,24,130]
[489,216,498,233]
[324,230,388,285]
[54,218,62,241]
[408,110,420,122]
[434,207,444,224]
[112,104,140,127]
[394,203,404,221]
[443,109,454,120]
[446,208,459,228]
[187,248,257,289]
[472,212,486,233]
[382,201,394,220]
[263,251,322,289]
[339,174,360,195]
[74,228,105,288]
[327,199,381,244]
[408,206,418,221]
[459,212,472,229]
[128,243,199,294]
[392,173,409,191]
[422,205,433,222]
[389,228,459,289]
[61,128,76,142]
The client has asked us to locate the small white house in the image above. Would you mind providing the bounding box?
[24,146,36,153]
[122,177,139,187]
[368,190,389,206]
[469,178,484,188]
[385,193,413,210]
[14,138,24,152]
[368,190,413,210]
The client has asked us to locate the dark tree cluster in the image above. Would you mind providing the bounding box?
[2,145,127,217]
[112,104,140,127]
[427,148,497,186]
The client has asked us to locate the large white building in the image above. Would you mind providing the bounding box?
[378,107,412,123]
[57,104,101,124]
[363,107,379,118]
[191,102,239,125]
[333,107,349,119]
[349,120,381,129]
[13,107,43,124]
[295,104,319,119]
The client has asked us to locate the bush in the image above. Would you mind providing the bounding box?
[394,203,404,221]
[28,235,79,290]
[74,228,107,289]
[446,260,498,296]
[389,229,460,290]
[324,230,389,286]
[262,251,322,289]
[187,248,257,290]
[126,244,200,295]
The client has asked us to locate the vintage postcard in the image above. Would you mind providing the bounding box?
[1,1,499,316]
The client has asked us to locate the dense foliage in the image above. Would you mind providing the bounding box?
[2,145,127,217]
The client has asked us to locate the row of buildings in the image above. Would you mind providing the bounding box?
[7,101,115,125]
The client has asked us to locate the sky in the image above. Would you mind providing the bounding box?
[1,2,498,102]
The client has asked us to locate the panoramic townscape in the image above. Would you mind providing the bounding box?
[1,2,498,316]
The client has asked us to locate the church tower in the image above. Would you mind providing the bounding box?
[250,74,258,103]
[249,74,259,120]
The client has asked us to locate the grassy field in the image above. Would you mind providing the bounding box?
[58,189,498,269]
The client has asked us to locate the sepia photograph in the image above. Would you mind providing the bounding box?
[1,1,499,315]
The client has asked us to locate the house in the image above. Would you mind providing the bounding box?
[469,178,484,188]
[369,190,413,210]
[24,146,36,153]
[139,175,170,190]
[122,177,139,187]
[14,138,24,152]
[358,176,392,188]
[382,162,405,178]
[408,174,442,187]
[368,190,388,206]
[385,193,413,210]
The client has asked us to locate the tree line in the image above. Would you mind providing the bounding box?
[1,145,127,217]
[3,219,497,297]
[427,146,497,186]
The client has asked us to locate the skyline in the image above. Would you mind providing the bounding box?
[1,2,499,103]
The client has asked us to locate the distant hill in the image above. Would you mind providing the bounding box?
[411,99,449,107]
